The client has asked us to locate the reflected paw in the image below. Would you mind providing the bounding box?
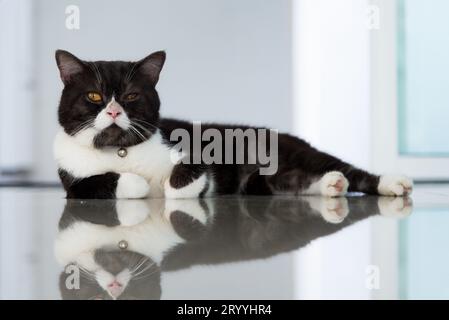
[308,197,349,224]
[378,197,413,218]
[116,200,150,226]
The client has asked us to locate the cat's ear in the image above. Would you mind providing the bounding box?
[55,50,85,85]
[136,51,166,85]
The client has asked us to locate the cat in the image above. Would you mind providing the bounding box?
[55,196,412,300]
[53,50,413,199]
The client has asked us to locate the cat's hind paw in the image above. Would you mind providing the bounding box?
[319,171,349,197]
[378,175,413,196]
[116,173,150,199]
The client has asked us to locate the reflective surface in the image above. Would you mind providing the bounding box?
[0,185,448,299]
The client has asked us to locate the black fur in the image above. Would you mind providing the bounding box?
[159,119,380,195]
[169,164,207,189]
[58,199,120,229]
[59,169,119,199]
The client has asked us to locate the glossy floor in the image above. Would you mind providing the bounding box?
[0,185,448,300]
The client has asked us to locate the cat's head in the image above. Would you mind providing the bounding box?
[59,249,161,300]
[55,50,165,148]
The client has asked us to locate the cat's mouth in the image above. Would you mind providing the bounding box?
[92,124,153,149]
[106,280,125,299]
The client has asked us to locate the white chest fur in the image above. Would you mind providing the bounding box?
[53,128,175,197]
[54,213,185,267]
[53,198,211,268]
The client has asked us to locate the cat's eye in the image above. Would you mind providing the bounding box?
[86,92,103,103]
[125,93,139,101]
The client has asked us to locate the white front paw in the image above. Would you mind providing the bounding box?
[116,173,150,199]
[319,171,349,197]
[378,197,413,218]
[378,175,413,196]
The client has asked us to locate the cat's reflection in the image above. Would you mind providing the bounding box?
[55,196,412,300]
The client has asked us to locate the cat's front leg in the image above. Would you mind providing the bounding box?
[59,169,150,199]
[316,171,350,197]
[164,164,210,199]
[115,173,150,199]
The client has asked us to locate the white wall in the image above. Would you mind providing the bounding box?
[293,0,371,169]
[292,0,393,299]
[32,0,292,182]
[0,0,34,176]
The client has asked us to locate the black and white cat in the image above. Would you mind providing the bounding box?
[53,50,413,199]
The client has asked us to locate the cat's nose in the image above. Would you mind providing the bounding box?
[107,280,124,299]
[108,281,122,289]
[107,110,121,119]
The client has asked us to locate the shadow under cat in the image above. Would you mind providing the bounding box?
[54,195,413,300]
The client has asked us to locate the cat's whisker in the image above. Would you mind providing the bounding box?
[133,271,157,281]
[79,267,96,278]
[133,126,147,141]
[131,121,154,136]
[125,63,138,83]
[71,121,90,135]
[132,262,154,277]
[129,257,150,274]
[87,293,102,300]
[73,123,93,136]
[89,62,103,86]
[78,265,96,276]
[130,259,152,276]
[128,254,141,270]
[127,125,141,140]
[133,268,159,281]
[132,261,156,278]
[131,118,161,132]
[128,125,147,142]
[129,125,151,141]
[71,118,95,136]
[82,278,98,285]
